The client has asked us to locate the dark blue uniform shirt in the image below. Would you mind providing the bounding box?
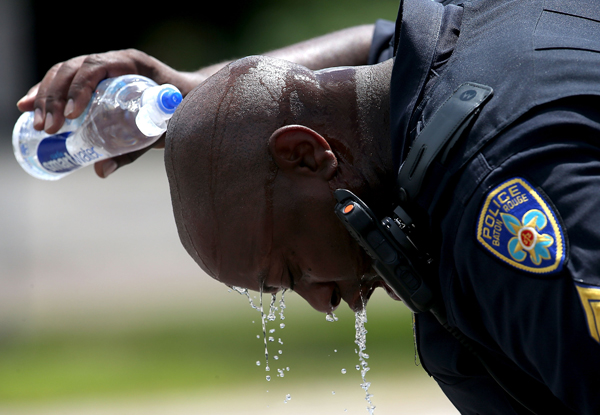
[370,2,600,414]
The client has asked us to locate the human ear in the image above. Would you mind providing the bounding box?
[268,125,338,179]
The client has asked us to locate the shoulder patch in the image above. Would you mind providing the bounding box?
[476,177,566,275]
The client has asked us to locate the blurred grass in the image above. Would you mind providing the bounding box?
[0,291,416,404]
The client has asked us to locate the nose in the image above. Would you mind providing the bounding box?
[294,282,341,314]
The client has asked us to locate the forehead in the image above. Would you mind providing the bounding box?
[201,182,275,292]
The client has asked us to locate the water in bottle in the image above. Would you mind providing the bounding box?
[13,75,182,180]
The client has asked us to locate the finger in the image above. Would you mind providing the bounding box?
[16,84,40,112]
[93,146,154,178]
[38,56,88,133]
[64,55,115,121]
[30,57,84,133]
[66,51,145,121]
[93,135,165,178]
[152,136,166,149]
[31,63,61,130]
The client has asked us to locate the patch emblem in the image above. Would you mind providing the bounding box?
[476,177,566,274]
[574,282,600,343]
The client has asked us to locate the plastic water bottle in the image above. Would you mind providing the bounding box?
[12,74,183,180]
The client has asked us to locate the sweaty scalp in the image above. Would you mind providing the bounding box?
[165,56,321,279]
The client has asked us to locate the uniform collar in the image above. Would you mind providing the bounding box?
[390,0,444,172]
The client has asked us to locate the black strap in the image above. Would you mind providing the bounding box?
[397,82,493,202]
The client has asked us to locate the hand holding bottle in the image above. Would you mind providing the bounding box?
[16,50,205,177]
[14,75,183,180]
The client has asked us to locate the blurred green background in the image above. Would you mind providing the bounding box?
[0,0,458,413]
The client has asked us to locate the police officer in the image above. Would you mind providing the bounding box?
[18,0,600,413]
[367,0,600,413]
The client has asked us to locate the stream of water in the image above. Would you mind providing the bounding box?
[230,286,375,413]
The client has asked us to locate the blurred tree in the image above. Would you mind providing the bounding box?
[31,0,399,79]
[30,0,265,78]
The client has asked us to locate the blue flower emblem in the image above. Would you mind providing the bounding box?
[501,210,554,265]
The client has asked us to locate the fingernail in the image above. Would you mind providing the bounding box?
[34,108,43,127]
[64,99,75,117]
[102,159,118,177]
[44,112,54,131]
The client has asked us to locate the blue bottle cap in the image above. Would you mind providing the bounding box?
[158,88,183,114]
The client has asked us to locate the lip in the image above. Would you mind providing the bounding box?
[348,278,402,311]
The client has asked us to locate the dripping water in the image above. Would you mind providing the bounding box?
[259,288,271,373]
[355,301,376,415]
[231,285,291,407]
[326,312,339,322]
[230,286,260,311]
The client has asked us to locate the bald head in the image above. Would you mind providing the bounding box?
[165,56,393,290]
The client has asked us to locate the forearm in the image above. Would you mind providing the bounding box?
[264,24,375,69]
[186,24,375,85]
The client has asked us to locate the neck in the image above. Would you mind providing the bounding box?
[354,60,393,160]
[314,60,396,213]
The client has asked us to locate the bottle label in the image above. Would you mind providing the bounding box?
[37,132,101,173]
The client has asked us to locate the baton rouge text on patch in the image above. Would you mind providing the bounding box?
[480,184,529,246]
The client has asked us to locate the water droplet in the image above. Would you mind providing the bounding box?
[356,365,360,370]
[278,350,282,354]
[230,286,260,310]
[274,355,279,360]
[279,290,287,321]
[256,361,261,366]
[332,391,336,395]
[286,367,290,371]
[341,368,346,374]
[267,293,277,321]
[280,323,285,329]
[334,349,337,353]
[278,338,284,345]
[265,366,270,372]
[269,328,275,334]
[326,312,339,322]
[268,336,274,342]
[266,375,271,381]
